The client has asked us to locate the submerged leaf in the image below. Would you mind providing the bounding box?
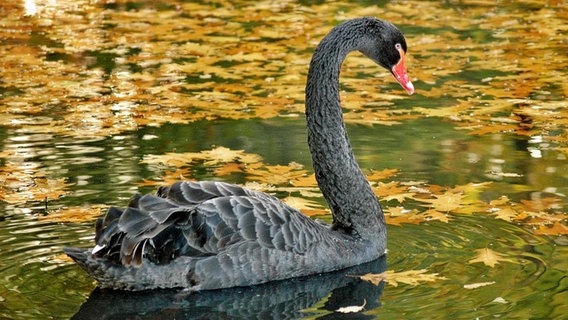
[357,269,446,287]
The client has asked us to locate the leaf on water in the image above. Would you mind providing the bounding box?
[499,196,568,231]
[300,208,331,217]
[365,168,398,181]
[416,209,450,223]
[374,181,412,202]
[448,182,493,194]
[486,195,529,221]
[416,191,464,213]
[385,215,423,226]
[519,197,562,213]
[245,163,309,186]
[138,169,192,187]
[296,188,325,198]
[413,104,470,119]
[524,213,565,226]
[464,281,496,289]
[38,205,106,223]
[468,248,516,267]
[289,174,317,187]
[491,207,524,221]
[448,183,492,212]
[385,206,414,217]
[384,206,423,226]
[356,272,387,286]
[384,206,450,224]
[241,181,274,192]
[489,195,511,206]
[534,222,568,235]
[142,153,198,168]
[491,297,509,304]
[51,253,74,263]
[0,168,72,204]
[203,147,263,166]
[357,269,446,287]
[386,269,447,287]
[213,163,245,176]
[335,299,366,314]
[282,196,324,213]
[142,147,263,168]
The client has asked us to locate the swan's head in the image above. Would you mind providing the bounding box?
[357,18,414,95]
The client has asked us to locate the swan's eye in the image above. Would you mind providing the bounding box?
[395,43,402,51]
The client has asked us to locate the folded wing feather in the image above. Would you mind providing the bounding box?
[92,181,326,267]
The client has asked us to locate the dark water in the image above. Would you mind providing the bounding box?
[1,0,566,319]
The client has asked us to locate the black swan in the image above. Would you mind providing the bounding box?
[64,17,414,291]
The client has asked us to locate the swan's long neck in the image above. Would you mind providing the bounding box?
[305,26,386,238]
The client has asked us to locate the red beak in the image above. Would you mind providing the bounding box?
[391,47,414,95]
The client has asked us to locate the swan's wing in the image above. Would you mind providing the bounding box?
[93,181,326,266]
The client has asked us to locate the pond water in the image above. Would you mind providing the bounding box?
[0,0,566,319]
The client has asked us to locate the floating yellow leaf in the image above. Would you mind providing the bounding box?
[300,208,331,217]
[534,222,568,236]
[289,174,317,187]
[38,205,106,223]
[142,147,263,168]
[416,191,463,213]
[282,196,324,213]
[384,206,424,226]
[365,168,398,181]
[489,195,510,207]
[468,248,516,267]
[245,164,308,186]
[138,169,192,187]
[416,209,450,223]
[51,253,74,263]
[385,215,423,226]
[203,147,262,166]
[491,207,522,221]
[374,181,408,199]
[0,168,72,204]
[214,163,245,176]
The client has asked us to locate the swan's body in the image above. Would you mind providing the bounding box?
[64,17,414,291]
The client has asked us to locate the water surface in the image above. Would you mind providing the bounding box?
[0,0,566,319]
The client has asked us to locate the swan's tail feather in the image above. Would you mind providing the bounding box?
[63,246,197,290]
[63,247,90,267]
[63,247,123,288]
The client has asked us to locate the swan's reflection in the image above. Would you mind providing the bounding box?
[72,256,386,319]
